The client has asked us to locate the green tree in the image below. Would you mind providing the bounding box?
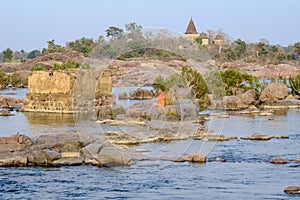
[45,39,65,54]
[3,48,13,62]
[27,50,42,59]
[105,26,124,40]
[234,39,247,59]
[66,37,95,56]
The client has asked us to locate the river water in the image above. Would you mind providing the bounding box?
[0,89,299,199]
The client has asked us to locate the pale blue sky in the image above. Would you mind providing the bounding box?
[1,0,299,51]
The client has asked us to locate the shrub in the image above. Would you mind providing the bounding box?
[289,74,300,95]
[52,61,80,70]
[32,65,46,71]
[220,69,260,96]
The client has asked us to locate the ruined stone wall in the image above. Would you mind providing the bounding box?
[24,68,113,114]
[24,71,76,113]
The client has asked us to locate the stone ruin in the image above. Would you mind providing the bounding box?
[23,68,113,117]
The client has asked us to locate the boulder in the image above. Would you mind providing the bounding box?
[284,186,300,194]
[170,85,191,99]
[223,96,238,110]
[223,90,256,110]
[129,88,155,100]
[260,83,288,102]
[0,109,13,116]
[118,92,129,100]
[31,149,61,166]
[80,141,131,167]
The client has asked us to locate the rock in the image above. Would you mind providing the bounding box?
[223,96,239,110]
[31,149,61,166]
[170,85,191,99]
[194,132,235,142]
[259,112,273,116]
[52,157,83,166]
[0,95,25,109]
[129,88,155,100]
[176,153,206,163]
[0,109,13,116]
[216,157,226,162]
[118,92,129,100]
[260,99,300,109]
[270,158,288,164]
[223,90,256,110]
[239,89,256,105]
[284,186,300,194]
[286,94,295,100]
[260,83,288,102]
[34,134,89,152]
[240,133,272,141]
[0,150,28,167]
[80,141,131,167]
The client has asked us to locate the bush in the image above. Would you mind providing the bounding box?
[52,61,80,70]
[32,65,46,71]
[289,74,300,95]
[220,69,259,96]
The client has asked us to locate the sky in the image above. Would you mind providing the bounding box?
[1,0,299,51]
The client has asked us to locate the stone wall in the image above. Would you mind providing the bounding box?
[24,69,113,114]
[24,71,76,113]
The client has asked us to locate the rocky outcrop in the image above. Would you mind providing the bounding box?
[260,83,288,102]
[218,61,300,79]
[129,88,155,100]
[0,133,133,167]
[125,99,198,122]
[0,95,25,109]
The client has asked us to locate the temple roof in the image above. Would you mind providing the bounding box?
[185,17,198,34]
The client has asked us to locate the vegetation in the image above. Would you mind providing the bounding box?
[0,70,9,88]
[220,69,260,96]
[3,48,13,62]
[153,67,209,110]
[52,60,80,70]
[32,65,46,71]
[181,66,209,111]
[289,74,300,95]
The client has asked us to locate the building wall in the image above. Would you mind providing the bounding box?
[185,34,198,40]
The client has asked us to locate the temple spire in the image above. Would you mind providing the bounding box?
[185,17,198,34]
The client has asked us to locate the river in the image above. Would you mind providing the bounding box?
[0,89,299,199]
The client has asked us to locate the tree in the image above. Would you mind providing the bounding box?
[45,39,65,54]
[234,39,247,59]
[66,37,95,56]
[3,48,13,62]
[27,50,41,59]
[105,26,124,40]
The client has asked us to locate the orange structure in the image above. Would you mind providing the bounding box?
[157,92,166,107]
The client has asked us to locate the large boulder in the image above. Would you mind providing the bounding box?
[0,134,33,167]
[260,83,288,102]
[80,141,131,167]
[223,89,256,110]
